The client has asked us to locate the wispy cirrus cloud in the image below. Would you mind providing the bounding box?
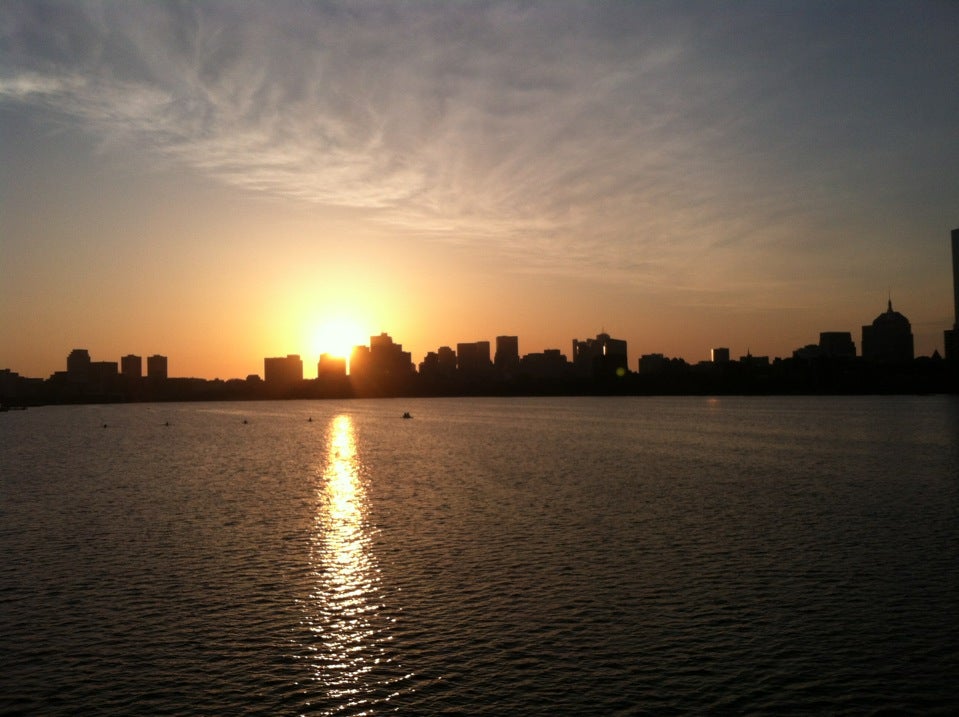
[3,1,957,290]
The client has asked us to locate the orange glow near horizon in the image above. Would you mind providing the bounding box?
[306,315,369,367]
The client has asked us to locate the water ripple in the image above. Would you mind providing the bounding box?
[1,397,957,714]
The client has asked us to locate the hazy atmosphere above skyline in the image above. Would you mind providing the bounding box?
[2,0,957,379]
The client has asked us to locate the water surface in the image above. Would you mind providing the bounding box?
[2,396,957,714]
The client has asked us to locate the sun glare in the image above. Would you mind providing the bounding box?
[310,317,367,360]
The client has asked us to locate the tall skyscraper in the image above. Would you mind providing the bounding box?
[572,332,628,378]
[147,354,168,380]
[349,333,414,396]
[946,228,959,361]
[317,353,346,379]
[818,332,856,358]
[66,348,91,382]
[456,341,492,375]
[494,335,519,375]
[952,228,959,329]
[350,334,414,381]
[264,354,303,385]
[862,300,914,363]
[436,346,457,375]
[711,347,730,363]
[419,346,457,379]
[121,354,142,378]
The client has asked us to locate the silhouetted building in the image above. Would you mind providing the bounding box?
[0,369,20,400]
[946,228,959,362]
[437,346,456,373]
[264,354,303,385]
[572,332,628,379]
[819,332,856,358]
[457,341,492,376]
[520,349,570,380]
[1,368,44,404]
[350,333,414,387]
[419,352,440,376]
[639,353,668,374]
[60,349,120,397]
[419,346,457,379]
[711,347,730,363]
[494,336,520,376]
[793,344,822,360]
[121,354,142,378]
[67,348,91,383]
[862,300,914,363]
[90,361,118,382]
[793,332,856,361]
[147,354,168,380]
[317,353,346,379]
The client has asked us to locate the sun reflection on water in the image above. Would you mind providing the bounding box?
[303,414,399,711]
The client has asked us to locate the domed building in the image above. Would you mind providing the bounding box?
[861,300,914,363]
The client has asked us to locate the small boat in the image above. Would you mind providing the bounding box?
[402,412,412,419]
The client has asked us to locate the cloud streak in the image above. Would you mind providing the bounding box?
[3,1,958,289]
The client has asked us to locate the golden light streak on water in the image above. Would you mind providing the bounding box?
[305,414,385,709]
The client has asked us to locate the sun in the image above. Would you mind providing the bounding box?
[309,316,368,361]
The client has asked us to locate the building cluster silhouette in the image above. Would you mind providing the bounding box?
[3,230,958,406]
[3,349,171,403]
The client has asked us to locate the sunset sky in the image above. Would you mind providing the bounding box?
[2,1,957,379]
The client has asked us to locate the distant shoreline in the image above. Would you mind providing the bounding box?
[3,356,956,408]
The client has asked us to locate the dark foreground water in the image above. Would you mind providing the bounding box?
[2,396,958,715]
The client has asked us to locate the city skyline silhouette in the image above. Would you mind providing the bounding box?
[4,276,957,404]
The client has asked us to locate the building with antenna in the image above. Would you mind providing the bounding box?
[862,299,914,363]
[572,332,628,379]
